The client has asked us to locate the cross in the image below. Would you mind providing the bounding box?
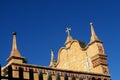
[66,27,71,36]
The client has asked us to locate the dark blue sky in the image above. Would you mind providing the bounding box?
[0,0,119,79]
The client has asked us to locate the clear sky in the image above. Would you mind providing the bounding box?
[0,0,119,79]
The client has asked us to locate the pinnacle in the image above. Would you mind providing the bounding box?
[8,32,22,59]
[90,22,100,43]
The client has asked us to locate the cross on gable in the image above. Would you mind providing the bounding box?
[66,27,71,36]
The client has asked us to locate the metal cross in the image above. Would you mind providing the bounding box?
[66,27,71,36]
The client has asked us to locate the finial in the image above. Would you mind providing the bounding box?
[49,48,56,67]
[66,27,71,36]
[90,22,93,25]
[12,32,16,35]
[50,48,55,62]
[65,27,73,45]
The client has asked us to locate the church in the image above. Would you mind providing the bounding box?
[1,23,111,80]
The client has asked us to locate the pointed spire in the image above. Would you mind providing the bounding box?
[90,22,100,43]
[9,32,22,58]
[12,32,17,51]
[7,32,25,64]
[65,27,73,45]
[49,49,56,67]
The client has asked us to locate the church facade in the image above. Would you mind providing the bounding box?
[1,23,111,80]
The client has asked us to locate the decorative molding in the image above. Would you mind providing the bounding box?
[7,63,110,78]
[91,54,108,68]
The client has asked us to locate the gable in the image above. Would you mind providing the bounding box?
[56,40,89,71]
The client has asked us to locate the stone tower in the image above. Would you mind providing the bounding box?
[88,23,109,74]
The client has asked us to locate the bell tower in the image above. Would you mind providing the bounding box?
[87,23,110,75]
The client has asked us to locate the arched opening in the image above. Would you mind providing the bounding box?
[92,77,96,80]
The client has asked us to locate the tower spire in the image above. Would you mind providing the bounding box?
[49,49,56,67]
[10,32,21,57]
[12,32,18,51]
[7,32,23,63]
[90,22,100,43]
